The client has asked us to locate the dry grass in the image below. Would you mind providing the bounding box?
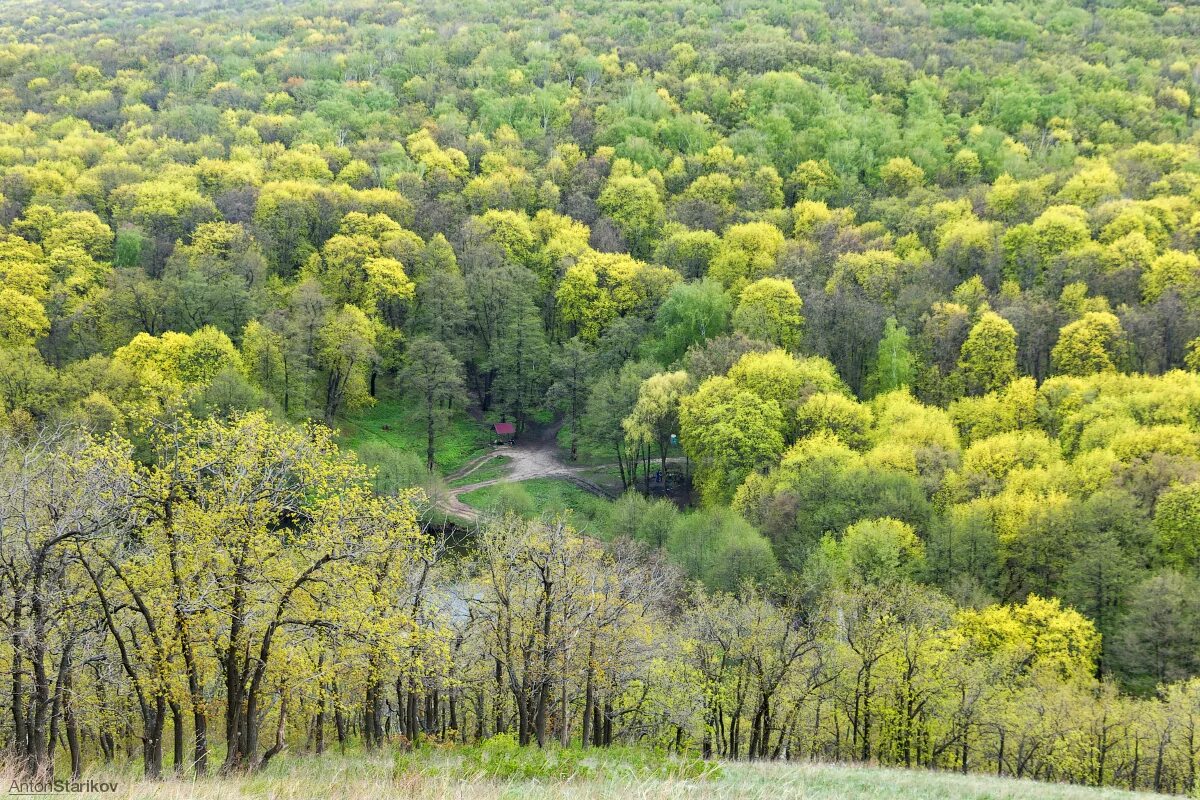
[16,752,1177,800]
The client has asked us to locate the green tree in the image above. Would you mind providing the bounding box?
[623,370,689,484]
[958,310,1018,395]
[493,296,550,433]
[402,337,466,471]
[240,320,286,408]
[546,338,594,461]
[1154,482,1200,573]
[582,361,658,489]
[727,349,846,440]
[879,157,925,193]
[867,317,915,396]
[0,289,49,347]
[679,376,785,505]
[654,279,731,364]
[315,304,377,423]
[837,517,926,586]
[732,277,804,351]
[597,175,664,258]
[1114,572,1200,688]
[1050,311,1126,376]
[109,180,220,275]
[653,229,720,279]
[667,508,778,590]
[707,222,786,292]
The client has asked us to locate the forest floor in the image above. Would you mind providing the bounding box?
[57,752,1171,800]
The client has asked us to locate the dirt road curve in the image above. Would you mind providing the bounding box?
[436,423,614,522]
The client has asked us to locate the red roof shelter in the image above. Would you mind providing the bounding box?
[493,422,516,436]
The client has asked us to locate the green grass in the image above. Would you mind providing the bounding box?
[555,428,614,465]
[339,396,491,475]
[458,478,612,527]
[396,735,717,781]
[64,750,1170,800]
[449,456,511,488]
[576,464,629,487]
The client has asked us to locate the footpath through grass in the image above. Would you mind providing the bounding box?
[448,455,511,487]
[458,477,611,526]
[339,396,491,475]
[61,748,1170,800]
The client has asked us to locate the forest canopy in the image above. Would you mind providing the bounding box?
[3,0,1200,794]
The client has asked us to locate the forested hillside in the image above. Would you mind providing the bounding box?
[3,0,1200,794]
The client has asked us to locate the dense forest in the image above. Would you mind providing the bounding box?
[4,0,1200,793]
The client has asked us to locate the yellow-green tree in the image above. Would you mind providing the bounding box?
[597,175,665,258]
[708,222,786,293]
[958,310,1018,395]
[623,370,689,485]
[679,376,785,504]
[732,277,804,351]
[1050,311,1125,377]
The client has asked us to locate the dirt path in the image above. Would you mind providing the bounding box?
[436,422,616,522]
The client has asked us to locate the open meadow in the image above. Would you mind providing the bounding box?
[20,751,1177,800]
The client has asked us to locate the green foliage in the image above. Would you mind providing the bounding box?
[603,491,679,548]
[666,508,779,591]
[867,318,916,397]
[598,175,665,258]
[954,595,1101,680]
[830,517,926,586]
[8,0,1200,789]
[731,277,804,351]
[679,375,785,504]
[1154,482,1200,572]
[1051,312,1126,377]
[653,279,731,364]
[707,222,786,293]
[879,157,925,193]
[958,310,1018,395]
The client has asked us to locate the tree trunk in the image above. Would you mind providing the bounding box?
[144,697,165,779]
[170,701,184,776]
[10,598,26,768]
[425,393,436,471]
[167,506,209,777]
[259,691,288,769]
[315,689,326,755]
[64,675,81,780]
[581,658,594,749]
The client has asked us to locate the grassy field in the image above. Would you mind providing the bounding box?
[459,477,612,527]
[448,455,511,487]
[555,427,614,465]
[338,397,491,474]
[47,751,1173,800]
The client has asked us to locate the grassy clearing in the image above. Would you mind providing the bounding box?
[555,429,613,466]
[338,396,491,475]
[458,478,611,527]
[574,464,627,490]
[47,751,1170,800]
[397,735,716,781]
[449,455,511,487]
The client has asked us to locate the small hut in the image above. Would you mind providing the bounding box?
[493,421,516,445]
